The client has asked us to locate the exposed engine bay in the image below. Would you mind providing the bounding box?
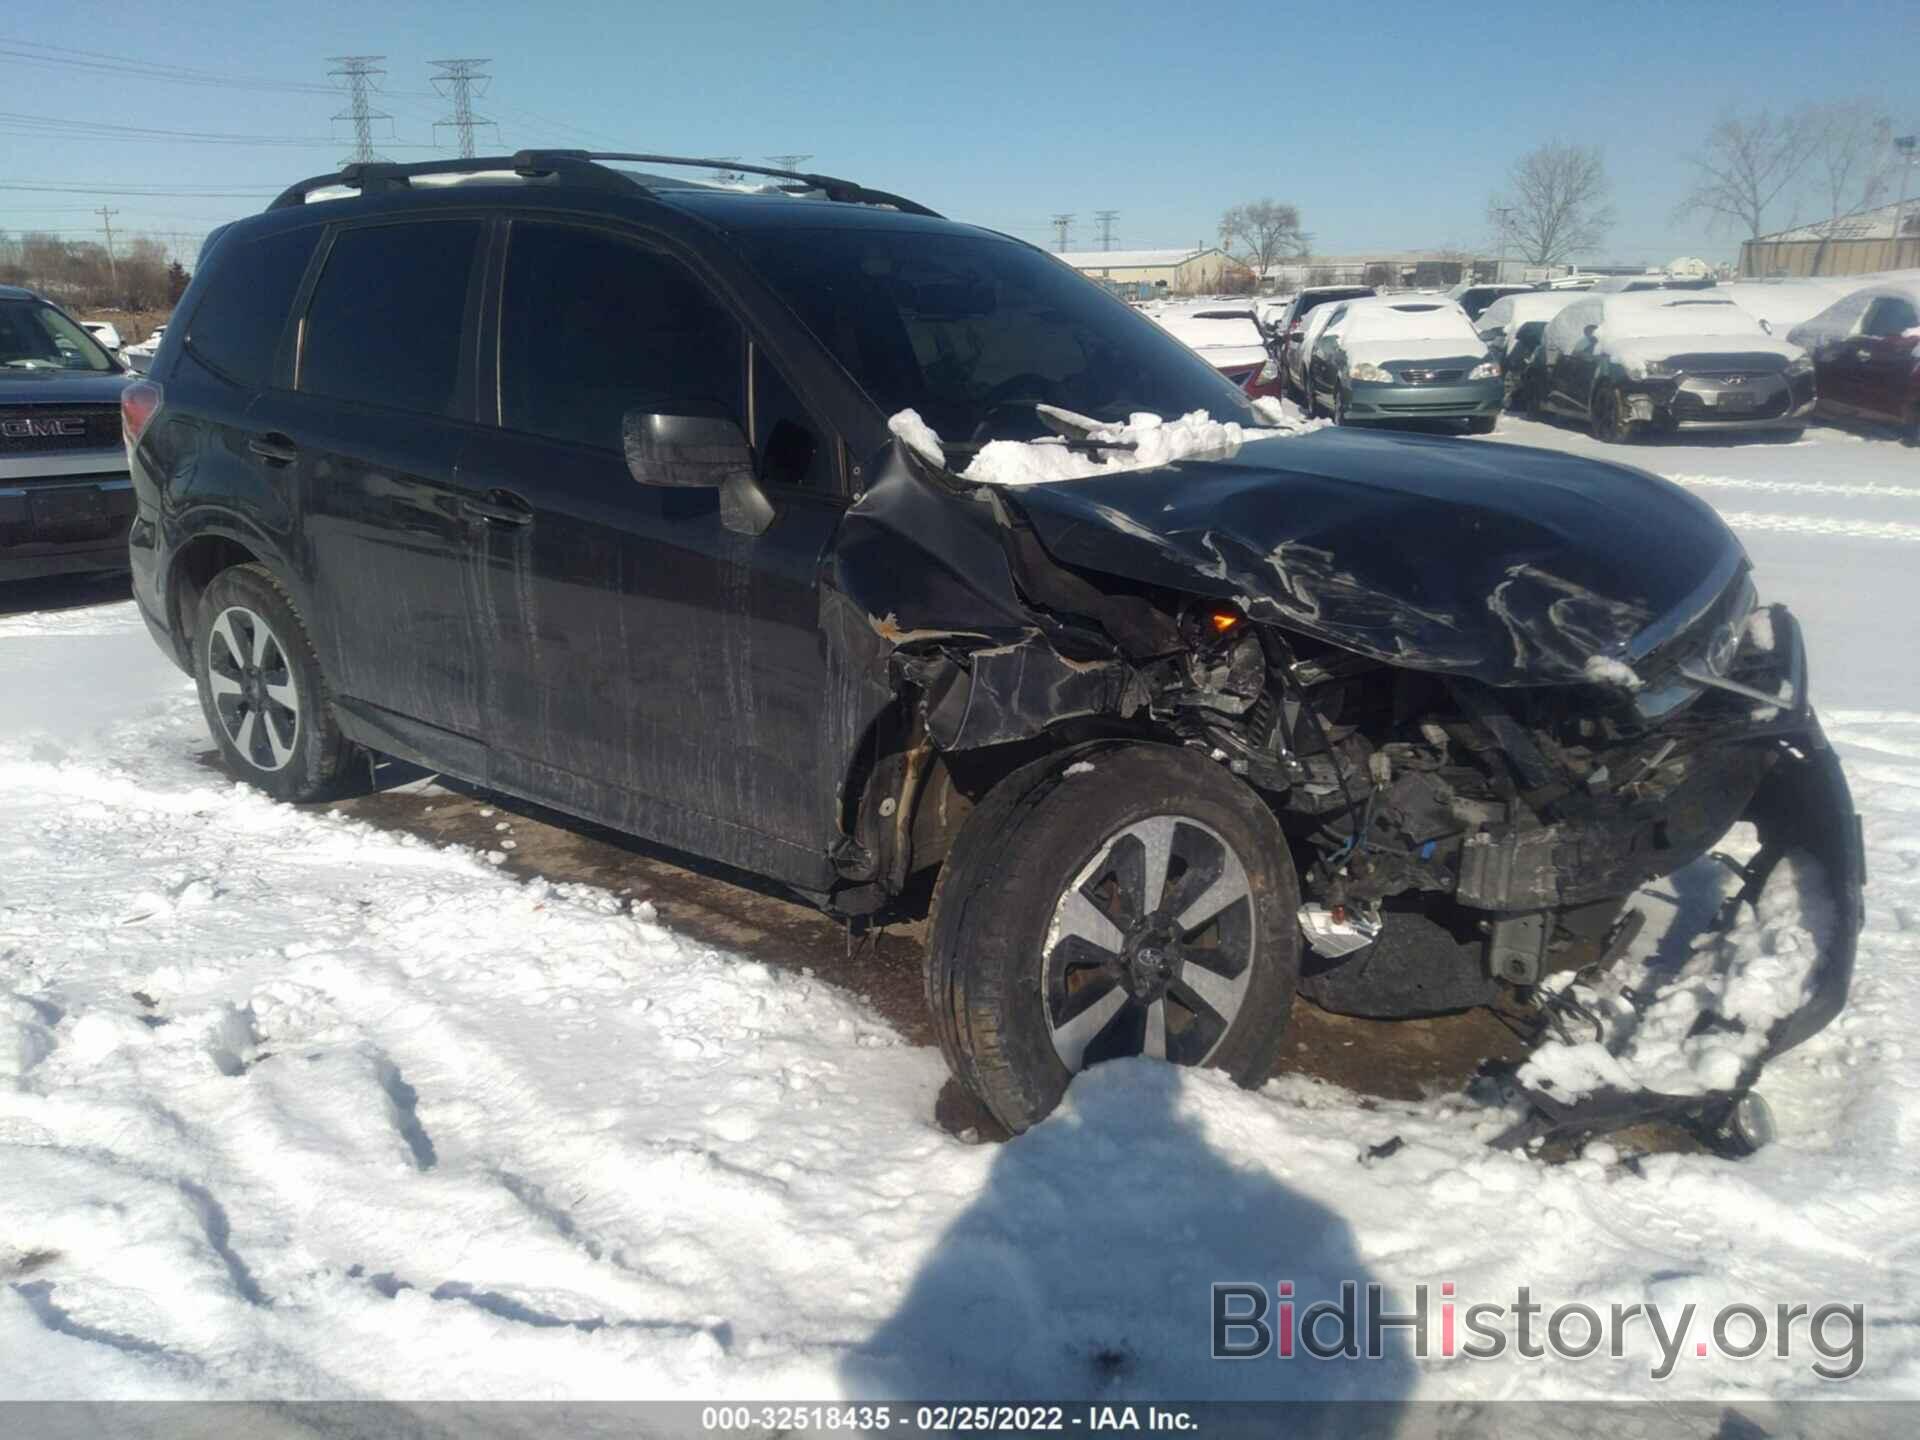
[838,425,1865,1146]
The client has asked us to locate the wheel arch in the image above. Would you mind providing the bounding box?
[163,517,305,669]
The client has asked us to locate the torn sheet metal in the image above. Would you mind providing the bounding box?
[997,424,1745,687]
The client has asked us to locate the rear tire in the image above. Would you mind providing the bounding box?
[193,563,361,804]
[925,744,1302,1133]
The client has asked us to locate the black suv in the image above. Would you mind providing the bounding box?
[129,152,1861,1139]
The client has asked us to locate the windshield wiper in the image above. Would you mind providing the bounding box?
[939,435,1137,459]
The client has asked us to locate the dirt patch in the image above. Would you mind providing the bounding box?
[313,772,1533,1112]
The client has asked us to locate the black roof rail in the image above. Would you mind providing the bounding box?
[570,152,941,218]
[266,148,940,219]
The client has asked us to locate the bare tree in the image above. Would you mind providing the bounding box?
[1218,200,1310,285]
[1489,142,1614,265]
[1792,99,1893,275]
[1676,107,1818,240]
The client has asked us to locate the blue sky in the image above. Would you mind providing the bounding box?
[5,0,1915,267]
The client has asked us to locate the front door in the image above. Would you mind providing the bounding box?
[267,217,493,747]
[465,218,848,885]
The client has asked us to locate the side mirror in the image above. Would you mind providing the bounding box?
[622,409,774,536]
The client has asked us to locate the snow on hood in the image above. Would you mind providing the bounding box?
[889,403,1325,487]
[1600,333,1807,368]
[1343,336,1492,366]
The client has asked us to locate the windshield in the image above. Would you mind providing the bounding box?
[735,227,1257,443]
[0,300,117,373]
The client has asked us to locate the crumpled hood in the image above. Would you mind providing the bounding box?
[0,369,131,406]
[1600,333,1805,369]
[999,426,1746,686]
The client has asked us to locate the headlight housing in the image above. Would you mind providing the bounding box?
[1786,354,1814,376]
[1468,360,1501,380]
[1350,361,1394,383]
[1625,357,1677,380]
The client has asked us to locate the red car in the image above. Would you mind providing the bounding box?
[1788,284,1920,443]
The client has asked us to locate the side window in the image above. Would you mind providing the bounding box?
[300,220,480,416]
[1862,297,1918,339]
[753,348,833,491]
[500,221,744,453]
[187,225,321,385]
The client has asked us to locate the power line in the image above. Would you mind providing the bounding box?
[0,38,439,99]
[765,153,813,171]
[430,58,495,159]
[1094,209,1119,250]
[328,55,391,166]
[0,110,438,150]
[0,181,279,197]
[1050,213,1075,251]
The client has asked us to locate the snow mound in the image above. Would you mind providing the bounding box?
[1582,654,1644,691]
[1520,851,1837,1101]
[888,406,1323,488]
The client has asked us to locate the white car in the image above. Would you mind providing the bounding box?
[122,324,166,374]
[81,320,123,353]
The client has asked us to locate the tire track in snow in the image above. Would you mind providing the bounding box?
[1669,473,1920,502]
[1715,511,1920,543]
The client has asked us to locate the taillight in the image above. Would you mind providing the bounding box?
[122,380,163,457]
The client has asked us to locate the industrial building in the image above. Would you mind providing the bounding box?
[1056,247,1242,296]
[1741,200,1920,277]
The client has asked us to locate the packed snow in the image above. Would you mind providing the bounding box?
[890,405,1319,487]
[4,406,1920,1408]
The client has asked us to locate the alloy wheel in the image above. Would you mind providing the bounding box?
[205,605,301,772]
[1042,814,1256,1072]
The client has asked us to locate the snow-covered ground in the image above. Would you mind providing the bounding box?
[3,413,1919,1407]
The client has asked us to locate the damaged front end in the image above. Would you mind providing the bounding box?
[837,426,1863,1147]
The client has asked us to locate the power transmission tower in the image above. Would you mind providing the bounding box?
[328,55,391,165]
[765,153,812,172]
[709,156,748,185]
[1094,210,1119,250]
[96,207,119,289]
[1051,213,1075,252]
[430,58,495,158]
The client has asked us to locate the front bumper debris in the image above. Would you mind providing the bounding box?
[1495,608,1864,1149]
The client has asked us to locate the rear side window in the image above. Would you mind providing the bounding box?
[499,221,744,453]
[300,221,481,415]
[1861,296,1918,339]
[186,226,321,385]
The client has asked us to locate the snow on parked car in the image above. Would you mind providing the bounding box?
[1787,281,1920,443]
[1539,292,1816,442]
[1475,290,1581,413]
[1304,295,1504,431]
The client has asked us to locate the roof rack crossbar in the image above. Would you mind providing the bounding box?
[266,149,939,218]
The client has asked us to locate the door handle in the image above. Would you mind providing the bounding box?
[459,489,534,526]
[247,432,299,466]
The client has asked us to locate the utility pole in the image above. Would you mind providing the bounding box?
[96,207,119,291]
[328,55,391,165]
[1895,136,1917,271]
[765,154,812,172]
[1493,205,1514,280]
[1050,213,1075,252]
[430,58,494,159]
[1094,209,1119,251]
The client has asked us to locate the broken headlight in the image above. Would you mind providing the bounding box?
[1468,359,1501,379]
[1624,356,1677,380]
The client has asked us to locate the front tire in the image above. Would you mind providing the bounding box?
[193,563,360,804]
[1591,382,1640,443]
[1467,414,1497,435]
[926,744,1302,1133]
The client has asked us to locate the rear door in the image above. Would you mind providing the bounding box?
[249,217,491,750]
[1852,295,1920,424]
[462,217,849,879]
